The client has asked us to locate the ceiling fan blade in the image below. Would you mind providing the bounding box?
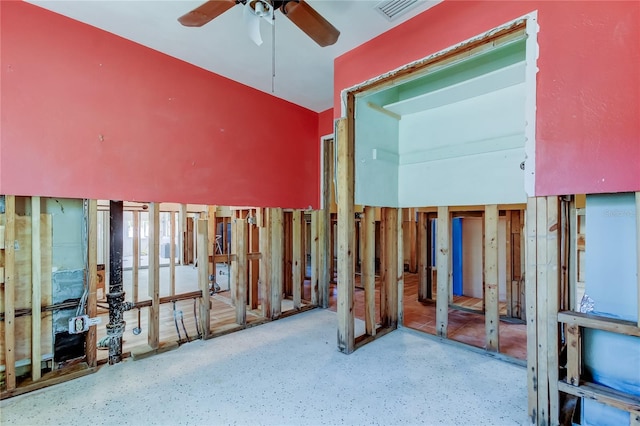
[281,0,340,47]
[243,3,264,45]
[178,0,237,27]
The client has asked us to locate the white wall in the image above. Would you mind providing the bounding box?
[460,217,507,300]
[398,82,527,207]
[354,91,399,207]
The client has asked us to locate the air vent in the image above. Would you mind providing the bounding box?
[374,0,421,21]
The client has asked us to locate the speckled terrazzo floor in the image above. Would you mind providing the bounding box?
[0,309,527,426]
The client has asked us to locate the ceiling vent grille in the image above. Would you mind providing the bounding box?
[374,0,421,21]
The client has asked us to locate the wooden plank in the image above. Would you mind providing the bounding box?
[270,208,283,319]
[147,203,160,349]
[558,381,640,417]
[336,116,355,354]
[132,211,139,303]
[318,204,330,309]
[170,211,176,298]
[31,197,42,381]
[85,200,98,369]
[536,197,549,425]
[505,210,513,318]
[292,210,302,310]
[362,206,376,336]
[557,311,640,337]
[546,196,560,425]
[525,197,538,425]
[4,196,16,389]
[381,208,399,328]
[250,219,260,310]
[484,204,499,352]
[197,219,210,338]
[436,206,450,338]
[234,218,247,325]
[259,209,271,318]
[283,212,292,298]
[636,192,640,328]
[565,324,580,386]
[310,211,319,306]
[179,204,187,265]
[417,212,428,301]
[397,208,404,326]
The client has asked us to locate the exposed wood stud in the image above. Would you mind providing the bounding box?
[132,211,139,302]
[417,212,428,301]
[362,206,376,336]
[525,197,539,425]
[320,138,332,308]
[259,209,271,318]
[169,211,176,298]
[235,218,247,325]
[546,196,560,425]
[250,218,260,310]
[535,197,549,425]
[484,204,499,352]
[197,219,210,338]
[310,211,319,306]
[505,210,513,318]
[336,116,355,354]
[270,208,284,319]
[381,208,399,328]
[86,199,98,368]
[147,202,160,350]
[179,204,187,265]
[292,210,302,310]
[636,192,640,328]
[397,208,404,326]
[31,197,42,381]
[436,206,450,338]
[565,324,580,386]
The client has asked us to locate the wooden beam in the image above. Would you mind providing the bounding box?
[250,218,260,310]
[484,204,499,352]
[547,196,561,424]
[318,205,330,309]
[381,208,399,328]
[292,210,302,310]
[558,311,640,337]
[197,219,210,338]
[31,197,42,381]
[536,197,549,425]
[366,101,401,121]
[417,212,428,301]
[270,208,284,319]
[525,197,539,424]
[397,208,404,326]
[169,211,176,297]
[636,192,640,328]
[4,195,16,389]
[310,211,319,306]
[259,209,271,318]
[336,116,355,354]
[85,199,98,368]
[558,381,640,418]
[505,210,513,318]
[436,206,450,338]
[565,324,580,386]
[362,206,376,336]
[132,210,139,303]
[179,204,187,265]
[235,218,247,325]
[147,202,160,349]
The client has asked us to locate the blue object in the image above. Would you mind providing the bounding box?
[452,218,463,296]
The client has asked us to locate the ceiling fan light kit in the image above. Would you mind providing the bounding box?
[178,0,340,47]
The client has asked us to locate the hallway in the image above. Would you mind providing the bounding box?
[1,309,528,426]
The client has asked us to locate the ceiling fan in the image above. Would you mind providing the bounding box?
[178,0,340,47]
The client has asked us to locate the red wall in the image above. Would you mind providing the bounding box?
[1,2,320,208]
[318,108,334,138]
[334,0,640,196]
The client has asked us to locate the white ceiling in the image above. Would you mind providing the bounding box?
[27,0,442,112]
